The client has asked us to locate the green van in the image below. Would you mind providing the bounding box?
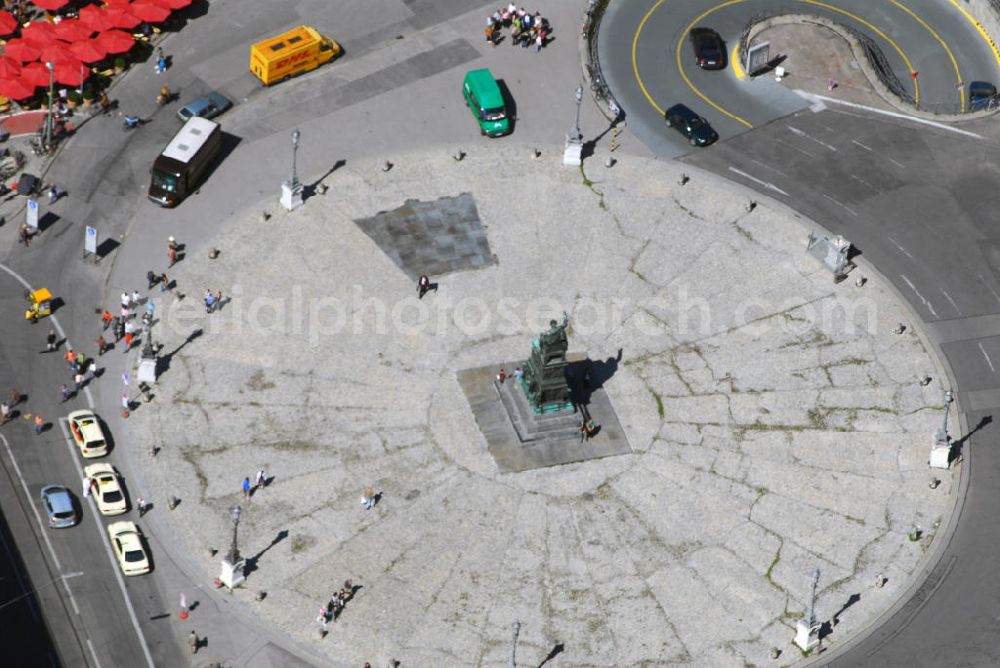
[463,69,510,137]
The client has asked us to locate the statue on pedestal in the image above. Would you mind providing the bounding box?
[520,312,573,415]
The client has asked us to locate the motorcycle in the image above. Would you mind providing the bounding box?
[122,115,148,131]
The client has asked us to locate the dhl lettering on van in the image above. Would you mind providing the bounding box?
[249,25,342,86]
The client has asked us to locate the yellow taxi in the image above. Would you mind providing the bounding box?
[108,522,151,576]
[68,410,108,458]
[84,463,127,516]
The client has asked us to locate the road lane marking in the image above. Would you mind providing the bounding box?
[675,1,754,127]
[887,236,915,259]
[727,166,789,195]
[890,0,964,111]
[57,420,155,668]
[821,193,857,216]
[901,274,939,317]
[979,342,996,373]
[773,136,815,158]
[731,45,743,78]
[977,274,1000,304]
[947,0,1000,69]
[0,433,79,615]
[798,0,919,105]
[794,92,984,138]
[788,126,838,151]
[851,140,872,151]
[939,288,961,314]
[86,638,102,668]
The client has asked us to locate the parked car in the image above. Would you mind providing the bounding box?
[41,485,78,528]
[689,27,726,70]
[68,410,108,458]
[463,69,510,137]
[108,522,151,576]
[84,463,128,516]
[970,81,997,110]
[664,104,718,146]
[177,91,232,122]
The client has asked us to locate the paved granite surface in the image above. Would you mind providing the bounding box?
[127,145,955,667]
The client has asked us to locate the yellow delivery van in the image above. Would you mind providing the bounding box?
[250,25,341,86]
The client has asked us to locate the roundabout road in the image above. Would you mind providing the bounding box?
[599,0,1000,157]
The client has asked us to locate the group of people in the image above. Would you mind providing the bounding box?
[241,469,268,499]
[99,290,152,353]
[317,579,357,632]
[486,5,552,51]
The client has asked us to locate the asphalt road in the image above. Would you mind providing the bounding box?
[682,102,1000,666]
[599,0,998,157]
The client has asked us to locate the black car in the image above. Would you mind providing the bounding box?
[689,27,725,70]
[664,104,718,147]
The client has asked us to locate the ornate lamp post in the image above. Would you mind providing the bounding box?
[219,503,246,588]
[562,84,585,167]
[44,61,54,152]
[930,388,954,468]
[794,568,821,651]
[280,128,304,211]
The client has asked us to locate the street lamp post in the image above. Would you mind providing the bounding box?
[280,128,304,211]
[794,568,821,651]
[219,503,246,588]
[507,620,521,668]
[44,61,54,152]
[930,389,954,468]
[562,84,584,166]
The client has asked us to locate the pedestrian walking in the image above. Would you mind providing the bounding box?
[188,630,198,654]
[122,392,130,412]
[75,351,85,367]
[101,309,112,329]
[124,320,135,336]
[316,611,329,636]
[418,274,433,299]
[60,383,71,402]
[96,335,108,355]
[137,497,147,517]
[131,289,141,306]
[215,290,224,311]
[160,273,170,292]
[45,329,57,352]
[33,414,43,435]
[361,485,375,510]
[85,360,98,383]
[82,476,91,498]
[0,402,10,425]
[242,477,251,499]
[204,290,216,314]
[47,183,61,204]
[255,469,266,490]
[115,319,124,343]
[18,223,30,246]
[74,372,84,392]
[123,332,133,351]
[121,292,130,309]
[156,48,167,75]
[8,388,19,407]
[146,270,157,289]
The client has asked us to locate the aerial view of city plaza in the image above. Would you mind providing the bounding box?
[1,0,1000,666]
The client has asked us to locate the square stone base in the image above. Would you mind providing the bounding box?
[458,361,631,473]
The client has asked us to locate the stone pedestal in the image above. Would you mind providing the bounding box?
[562,136,582,166]
[280,180,303,211]
[793,619,819,652]
[137,356,157,384]
[219,557,246,589]
[929,444,951,469]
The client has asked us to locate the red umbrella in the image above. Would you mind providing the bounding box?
[0,55,21,79]
[103,0,133,7]
[38,42,76,64]
[31,0,69,9]
[21,21,59,45]
[151,0,191,8]
[21,62,53,88]
[78,5,115,32]
[53,19,94,43]
[68,39,107,63]
[52,59,89,86]
[103,7,142,30]
[0,77,37,100]
[128,2,170,24]
[0,10,18,36]
[2,39,42,62]
[94,29,136,54]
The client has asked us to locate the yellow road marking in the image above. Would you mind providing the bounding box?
[947,0,1000,69]
[890,0,964,112]
[676,1,754,127]
[798,0,919,105]
[631,0,672,116]
[732,45,744,79]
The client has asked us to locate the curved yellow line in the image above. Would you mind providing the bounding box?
[798,0,919,106]
[631,0,670,116]
[889,0,964,112]
[675,0,754,128]
[947,0,1000,70]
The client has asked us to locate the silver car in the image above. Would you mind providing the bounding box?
[41,485,78,529]
[177,91,232,122]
